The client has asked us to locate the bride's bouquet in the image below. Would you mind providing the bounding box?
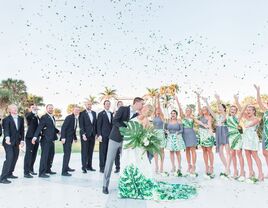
[119,121,162,157]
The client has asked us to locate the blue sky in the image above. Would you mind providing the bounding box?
[1,0,268,113]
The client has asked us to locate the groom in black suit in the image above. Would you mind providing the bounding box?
[32,104,60,178]
[102,97,144,194]
[97,100,113,173]
[0,104,24,184]
[24,104,40,178]
[79,100,97,173]
[60,106,80,176]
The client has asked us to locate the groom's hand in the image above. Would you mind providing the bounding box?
[82,134,87,141]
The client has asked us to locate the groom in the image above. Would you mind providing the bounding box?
[102,97,144,194]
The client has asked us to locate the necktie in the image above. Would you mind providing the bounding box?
[74,118,77,129]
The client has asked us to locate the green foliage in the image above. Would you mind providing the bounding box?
[119,121,162,157]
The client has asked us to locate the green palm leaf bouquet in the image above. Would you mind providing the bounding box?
[119,121,162,157]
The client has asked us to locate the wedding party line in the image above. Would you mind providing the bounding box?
[0,84,268,200]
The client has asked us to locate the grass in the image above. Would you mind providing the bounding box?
[48,140,100,154]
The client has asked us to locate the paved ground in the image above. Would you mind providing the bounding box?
[0,146,268,208]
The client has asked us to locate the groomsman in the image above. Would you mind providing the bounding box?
[97,100,113,173]
[32,104,59,178]
[79,100,97,173]
[102,97,144,194]
[0,118,2,137]
[114,101,124,173]
[0,104,24,184]
[60,106,80,176]
[24,104,40,178]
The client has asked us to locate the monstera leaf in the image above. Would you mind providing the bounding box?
[120,121,146,149]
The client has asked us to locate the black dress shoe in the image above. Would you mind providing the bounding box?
[0,179,11,184]
[102,187,109,194]
[7,174,18,179]
[46,171,57,175]
[114,169,120,173]
[100,169,104,173]
[30,171,37,175]
[24,174,33,178]
[67,168,75,172]
[88,168,96,171]
[62,172,72,176]
[82,169,87,174]
[39,174,50,178]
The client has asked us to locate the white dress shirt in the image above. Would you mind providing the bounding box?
[87,110,94,123]
[105,110,111,123]
[12,115,18,130]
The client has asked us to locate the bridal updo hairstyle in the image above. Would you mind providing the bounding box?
[141,104,154,117]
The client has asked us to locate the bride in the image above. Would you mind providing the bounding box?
[118,104,197,201]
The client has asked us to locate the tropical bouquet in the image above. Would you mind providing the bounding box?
[159,84,179,97]
[159,83,179,119]
[119,121,162,157]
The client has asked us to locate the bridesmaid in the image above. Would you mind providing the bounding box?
[226,95,246,181]
[165,110,185,176]
[152,94,166,174]
[254,85,268,178]
[195,92,215,178]
[175,96,198,176]
[202,95,231,177]
[242,105,264,181]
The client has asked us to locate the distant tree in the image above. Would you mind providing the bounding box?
[0,79,27,109]
[0,88,12,113]
[85,95,99,105]
[66,104,84,114]
[53,108,62,119]
[99,87,117,101]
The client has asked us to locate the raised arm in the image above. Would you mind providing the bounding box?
[201,97,217,119]
[214,94,226,113]
[238,104,248,122]
[195,92,202,116]
[155,94,165,120]
[254,84,267,112]
[174,95,184,118]
[234,94,242,112]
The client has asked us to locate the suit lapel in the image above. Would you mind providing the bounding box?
[9,115,18,131]
[127,106,131,121]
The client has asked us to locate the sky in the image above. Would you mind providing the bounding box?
[1,0,268,114]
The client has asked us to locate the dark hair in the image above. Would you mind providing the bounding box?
[221,104,226,112]
[133,97,144,105]
[46,104,53,108]
[117,101,123,107]
[103,100,110,105]
[171,110,178,116]
[29,103,36,108]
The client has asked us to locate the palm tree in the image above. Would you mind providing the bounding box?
[99,87,117,101]
[143,88,159,105]
[86,95,99,105]
[0,88,12,113]
[24,94,45,107]
[1,79,27,113]
[53,108,62,120]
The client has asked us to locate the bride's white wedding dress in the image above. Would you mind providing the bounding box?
[120,117,153,178]
[118,117,197,200]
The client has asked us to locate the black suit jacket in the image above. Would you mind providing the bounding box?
[25,112,40,138]
[109,106,138,143]
[2,115,24,146]
[33,113,59,142]
[60,114,78,142]
[0,120,2,137]
[79,110,97,138]
[97,110,113,138]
